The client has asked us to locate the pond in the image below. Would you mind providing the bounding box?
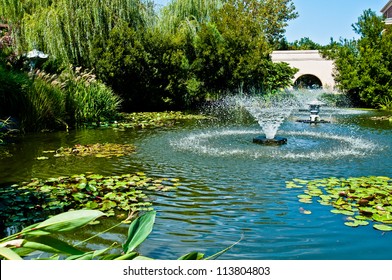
[1,107,392,259]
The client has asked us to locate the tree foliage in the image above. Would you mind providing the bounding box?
[324,10,392,108]
[2,0,298,112]
[1,0,154,67]
[278,37,322,50]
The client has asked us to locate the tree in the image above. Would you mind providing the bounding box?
[1,0,155,67]
[192,0,297,94]
[324,10,392,108]
[287,37,322,50]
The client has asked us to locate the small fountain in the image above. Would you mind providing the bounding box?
[297,100,330,124]
[237,95,295,145]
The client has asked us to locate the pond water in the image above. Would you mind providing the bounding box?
[1,108,392,259]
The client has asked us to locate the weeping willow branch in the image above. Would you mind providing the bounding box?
[1,0,155,66]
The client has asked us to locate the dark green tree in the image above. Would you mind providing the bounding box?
[324,10,392,108]
[191,0,297,95]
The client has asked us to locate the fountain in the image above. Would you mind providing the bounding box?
[236,95,296,145]
[297,100,330,124]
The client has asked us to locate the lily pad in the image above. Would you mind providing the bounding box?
[288,176,392,229]
[0,172,180,229]
[39,143,136,159]
[373,224,392,231]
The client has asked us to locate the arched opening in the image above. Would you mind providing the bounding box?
[294,74,322,89]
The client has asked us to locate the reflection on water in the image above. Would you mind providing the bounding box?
[1,110,392,259]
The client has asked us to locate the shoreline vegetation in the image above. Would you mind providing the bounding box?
[1,0,392,259]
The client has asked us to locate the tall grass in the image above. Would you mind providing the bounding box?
[0,63,121,132]
[61,68,122,125]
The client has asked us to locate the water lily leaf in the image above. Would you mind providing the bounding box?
[331,209,354,216]
[344,222,359,227]
[354,220,369,226]
[372,213,392,223]
[298,194,312,199]
[95,154,107,158]
[36,156,49,160]
[373,224,392,231]
[292,178,309,184]
[299,198,312,204]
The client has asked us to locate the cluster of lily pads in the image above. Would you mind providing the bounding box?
[286,176,392,231]
[0,172,180,231]
[106,111,209,129]
[36,143,136,160]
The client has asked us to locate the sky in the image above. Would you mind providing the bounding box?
[284,0,387,45]
[154,0,388,45]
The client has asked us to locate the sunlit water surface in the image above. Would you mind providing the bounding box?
[1,109,392,259]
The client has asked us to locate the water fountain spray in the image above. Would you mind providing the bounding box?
[236,94,297,145]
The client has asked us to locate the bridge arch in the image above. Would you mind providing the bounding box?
[294,74,322,89]
[271,50,335,90]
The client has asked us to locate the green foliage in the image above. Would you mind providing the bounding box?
[3,0,298,112]
[0,210,238,260]
[0,63,65,131]
[39,143,136,159]
[287,176,392,231]
[0,63,121,131]
[324,10,392,108]
[278,37,322,50]
[0,172,180,230]
[191,0,297,95]
[1,0,154,67]
[58,67,122,125]
[158,0,222,35]
[114,111,209,129]
[123,211,155,253]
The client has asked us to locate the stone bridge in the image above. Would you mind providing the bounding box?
[271,50,335,90]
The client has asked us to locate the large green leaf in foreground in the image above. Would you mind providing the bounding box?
[22,210,105,236]
[123,211,156,253]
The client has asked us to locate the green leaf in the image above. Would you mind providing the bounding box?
[22,236,85,255]
[133,255,154,260]
[373,224,392,231]
[23,210,105,236]
[123,211,156,254]
[205,236,243,260]
[330,209,355,216]
[114,252,139,260]
[178,252,205,260]
[0,247,23,260]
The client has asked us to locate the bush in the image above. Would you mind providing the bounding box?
[0,63,121,132]
[60,68,122,125]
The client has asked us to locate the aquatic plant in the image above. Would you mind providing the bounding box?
[286,176,392,231]
[37,143,136,160]
[48,67,122,126]
[113,111,209,129]
[0,210,238,260]
[0,173,180,231]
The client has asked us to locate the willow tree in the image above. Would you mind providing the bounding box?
[157,0,223,36]
[0,0,155,67]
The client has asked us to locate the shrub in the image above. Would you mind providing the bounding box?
[60,68,122,125]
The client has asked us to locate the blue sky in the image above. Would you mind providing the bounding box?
[285,0,387,45]
[154,0,388,45]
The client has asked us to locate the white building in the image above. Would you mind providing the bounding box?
[381,0,392,25]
